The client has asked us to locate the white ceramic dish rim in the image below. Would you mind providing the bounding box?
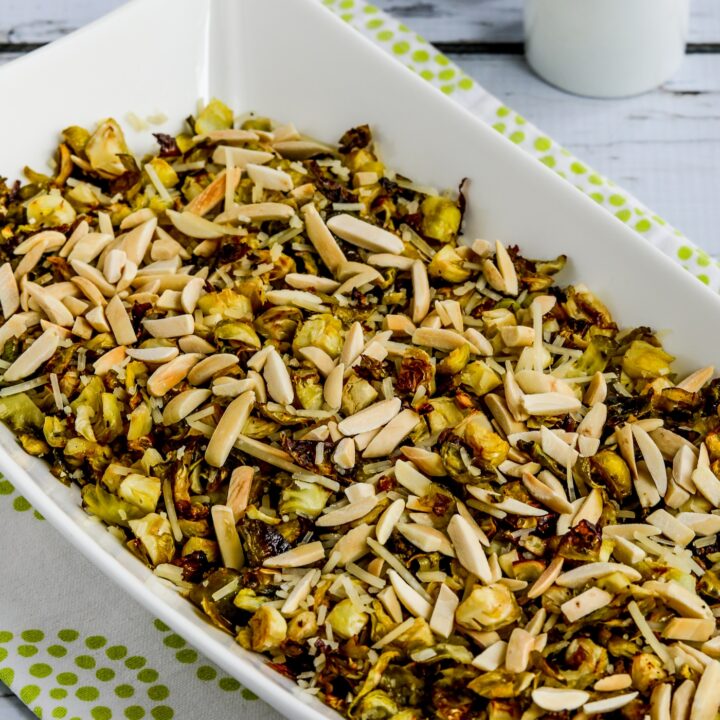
[1,1,719,719]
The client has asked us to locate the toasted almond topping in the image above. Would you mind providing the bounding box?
[263,541,325,568]
[263,347,294,405]
[70,259,116,297]
[366,253,415,270]
[280,568,321,616]
[188,354,239,386]
[541,426,579,468]
[105,295,137,346]
[178,335,215,354]
[246,162,293,192]
[399,523,454,557]
[663,617,715,643]
[572,487,603,527]
[671,679,696,720]
[594,674,632,692]
[363,409,419,459]
[327,214,404,254]
[411,260,431,324]
[584,692,638,715]
[500,325,535,348]
[286,273,341,294]
[394,460,433,497]
[556,562,641,588]
[162,388,211,425]
[323,363,344,410]
[412,327,468,352]
[333,437,356,470]
[92,345,126,376]
[180,277,205,314]
[612,536,646,565]
[85,305,110,333]
[429,583,459,639]
[25,282,74,327]
[340,321,364,367]
[532,687,589,712]
[68,232,114,264]
[226,466,254,523]
[297,204,345,276]
[121,218,157,266]
[217,201,295,224]
[265,289,326,312]
[316,495,379,527]
[211,505,244,571]
[561,586,613,623]
[646,508,694,547]
[482,258,506,293]
[273,139,333,159]
[0,263,20,319]
[14,230,65,256]
[166,209,230,239]
[691,466,720,507]
[522,472,573,514]
[400,447,445,477]
[447,514,493,583]
[632,423,668,496]
[387,569,432,619]
[147,353,202,397]
[521,392,581,416]
[472,640,508,672]
[298,346,335,377]
[120,208,156,230]
[527,557,564,599]
[3,328,59,382]
[494,240,518,296]
[375,498,406,545]
[644,580,713,619]
[677,366,714,393]
[186,168,241,217]
[212,145,273,168]
[675,511,720,536]
[584,371,607,405]
[143,314,194,339]
[337,397,401,436]
[103,249,127,284]
[205,390,255,467]
[688,661,720,720]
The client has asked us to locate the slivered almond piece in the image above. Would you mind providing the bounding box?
[143,314,194,338]
[468,486,548,516]
[205,390,255,467]
[632,423,668,496]
[522,471,573,514]
[673,445,697,493]
[147,353,202,397]
[594,674,632,692]
[195,129,259,144]
[286,273,341,293]
[298,346,335,377]
[316,495,378,527]
[663,617,715,642]
[337,397,401,436]
[263,347,294,405]
[340,322,364,367]
[500,325,534,347]
[280,568,320,615]
[334,524,373,566]
[464,327,493,355]
[4,328,59,382]
[675,512,720,536]
[70,259,116,297]
[14,230,65,256]
[120,208,155,230]
[635,461,662,508]
[216,202,295,224]
[375,498,405,545]
[411,260,430,323]
[447,514,493,583]
[472,640,508,671]
[263,541,325,568]
[67,232,114,264]
[212,145,273,168]
[387,569,432,619]
[25,282,73,327]
[103,249,126,284]
[572,487,603,527]
[651,427,698,461]
[671,679,695,720]
[603,523,661,539]
[211,505,244,570]
[151,231,189,261]
[332,437,355,470]
[505,628,534,672]
[691,466,720,507]
[650,683,672,720]
[647,508,694,547]
[92,345,126,376]
[273,140,333,159]
[394,460,433,496]
[14,243,45,280]
[482,259,506,293]
[179,335,215,354]
[0,263,19,318]
[522,392,581,416]
[532,687,589,712]
[643,580,713,619]
[677,366,714,393]
[265,289,326,312]
[186,168,241,216]
[105,295,137,345]
[300,204,346,275]
[85,305,110,332]
[334,269,381,296]
[556,562,641,588]
[121,218,157,265]
[495,240,518,296]
[188,354,239,386]
[429,583,459,639]
[181,277,205,314]
[71,316,93,339]
[246,163,293,192]
[398,523,454,556]
[561,586,613,623]
[612,536,646,565]
[540,426,579,468]
[327,214,404,254]
[363,409,419,458]
[584,371,607,405]
[485,393,526,436]
[615,423,638,478]
[689,661,720,720]
[412,327,468,352]
[384,314,416,336]
[166,209,229,239]
[578,402,607,439]
[400,447,446,477]
[366,253,414,270]
[162,388,211,425]
[583,692,638,715]
[323,363,345,410]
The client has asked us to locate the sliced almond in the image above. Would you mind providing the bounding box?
[570,487,602,528]
[663,617,715,642]
[212,145,273,168]
[632,423,668,496]
[689,661,720,720]
[105,295,137,345]
[650,427,698,461]
[3,328,59,382]
[316,495,378,527]
[217,202,295,224]
[387,569,432,619]
[675,512,720,536]
[429,583,459,639]
[205,390,256,467]
[322,362,344,411]
[246,162,293,192]
[70,259,116,297]
[363,409,419,459]
[411,260,430,324]
[327,214,404,254]
[612,536,646,565]
[447,514,493,583]
[677,366,714,393]
[14,229,65,256]
[522,472,573,514]
[195,129,259,144]
[103,249,127,284]
[482,258,506,293]
[286,273,341,294]
[280,568,320,616]
[366,253,414,270]
[85,305,110,332]
[691,466,720,507]
[0,263,20,319]
[263,347,294,405]
[263,541,325,568]
[265,289,326,312]
[180,277,205,314]
[337,397,401,436]
[92,345,126,376]
[671,679,695,720]
[520,389,582,416]
[334,524,373,566]
[635,461,662,508]
[398,523,454,557]
[179,335,215,354]
[211,505,244,570]
[412,327,468,352]
[400,447,445,477]
[25,282,74,327]
[273,140,333,159]
[375,498,405,545]
[594,674,632,692]
[500,325,535,348]
[333,437,356,470]
[673,444,698,493]
[584,371,607,405]
[583,692,638,715]
[147,353,202,397]
[561,586,613,623]
[67,231,114,264]
[556,562,641,588]
[188,354,239,386]
[394,460,432,496]
[495,240,518,296]
[14,243,45,280]
[643,580,713,619]
[502,627,533,673]
[472,640,508,672]
[120,208,156,230]
[185,168,241,217]
[121,217,157,265]
[532,687,589,712]
[297,346,335,377]
[300,203,346,275]
[143,314,194,339]
[162,388,211,425]
[646,508,694,547]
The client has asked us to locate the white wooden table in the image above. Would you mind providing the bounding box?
[0,0,719,715]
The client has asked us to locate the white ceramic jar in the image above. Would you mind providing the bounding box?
[524,0,690,98]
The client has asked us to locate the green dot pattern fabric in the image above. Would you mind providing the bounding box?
[1,1,718,719]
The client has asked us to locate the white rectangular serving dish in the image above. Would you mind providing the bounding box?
[0,1,718,718]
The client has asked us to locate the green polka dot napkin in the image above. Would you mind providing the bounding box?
[0,2,718,719]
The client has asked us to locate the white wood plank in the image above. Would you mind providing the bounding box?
[452,52,720,253]
[0,0,718,45]
[0,693,34,720]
